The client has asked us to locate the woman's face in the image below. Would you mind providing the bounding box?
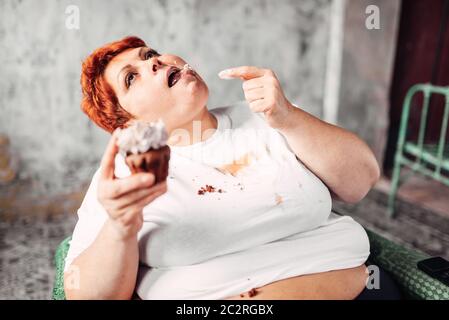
[104,46,209,132]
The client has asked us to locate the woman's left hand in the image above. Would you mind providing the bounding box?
[218,66,294,130]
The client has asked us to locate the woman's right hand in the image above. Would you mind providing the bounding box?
[97,130,167,240]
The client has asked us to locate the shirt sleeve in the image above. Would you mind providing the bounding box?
[271,103,306,161]
[250,104,297,156]
[63,168,109,273]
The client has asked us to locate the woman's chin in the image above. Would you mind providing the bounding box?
[177,77,200,91]
[178,79,208,98]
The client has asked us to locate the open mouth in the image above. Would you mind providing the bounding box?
[167,66,182,88]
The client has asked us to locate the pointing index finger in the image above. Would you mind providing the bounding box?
[218,66,267,80]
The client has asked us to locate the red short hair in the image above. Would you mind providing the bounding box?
[80,36,146,133]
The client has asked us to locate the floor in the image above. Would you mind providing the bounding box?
[0,214,77,299]
[333,187,449,260]
[0,175,448,299]
[376,171,449,219]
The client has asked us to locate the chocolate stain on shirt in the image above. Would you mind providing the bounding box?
[197,184,224,195]
[215,153,253,176]
[274,193,283,205]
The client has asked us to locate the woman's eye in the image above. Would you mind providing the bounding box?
[125,72,136,88]
[145,49,160,59]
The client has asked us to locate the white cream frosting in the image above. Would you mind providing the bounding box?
[116,119,168,155]
[183,63,194,71]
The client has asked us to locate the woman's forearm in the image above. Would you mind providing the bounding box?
[278,106,380,203]
[64,219,139,300]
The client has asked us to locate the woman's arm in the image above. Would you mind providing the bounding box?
[65,219,140,300]
[277,106,380,203]
[64,131,167,299]
[219,66,380,203]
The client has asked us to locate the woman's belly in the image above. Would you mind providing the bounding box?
[135,213,370,300]
[225,264,368,300]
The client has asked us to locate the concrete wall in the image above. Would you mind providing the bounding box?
[338,0,401,169]
[0,0,332,197]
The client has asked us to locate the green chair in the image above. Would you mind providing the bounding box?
[388,84,449,217]
[52,229,449,300]
[53,236,71,300]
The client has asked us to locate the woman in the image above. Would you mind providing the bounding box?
[64,36,381,300]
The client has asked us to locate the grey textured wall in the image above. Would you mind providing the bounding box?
[0,0,331,196]
[338,0,400,168]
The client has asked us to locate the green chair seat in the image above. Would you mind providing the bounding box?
[53,229,449,300]
[365,229,449,300]
[53,236,71,300]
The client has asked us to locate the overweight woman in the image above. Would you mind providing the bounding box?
[63,36,381,300]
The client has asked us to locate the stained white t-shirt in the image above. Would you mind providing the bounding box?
[64,100,370,299]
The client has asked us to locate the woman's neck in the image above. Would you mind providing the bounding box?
[167,106,218,147]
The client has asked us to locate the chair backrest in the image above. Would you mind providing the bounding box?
[397,84,449,175]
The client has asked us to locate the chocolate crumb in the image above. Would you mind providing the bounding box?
[248,288,258,298]
[197,184,224,195]
[240,294,244,298]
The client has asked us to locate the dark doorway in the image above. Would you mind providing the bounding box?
[383,0,449,175]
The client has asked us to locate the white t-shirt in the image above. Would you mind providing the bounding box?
[64,101,370,299]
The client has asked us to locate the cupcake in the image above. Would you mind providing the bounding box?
[116,119,170,184]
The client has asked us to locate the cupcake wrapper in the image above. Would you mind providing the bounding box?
[125,145,170,184]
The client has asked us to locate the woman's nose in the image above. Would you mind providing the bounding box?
[149,57,163,73]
